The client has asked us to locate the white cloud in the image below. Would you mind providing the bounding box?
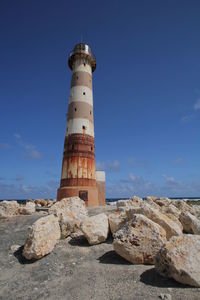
[96,160,120,172]
[0,180,59,199]
[129,173,136,182]
[106,173,200,198]
[194,99,200,111]
[173,158,184,165]
[181,114,193,123]
[14,133,41,160]
[163,174,175,182]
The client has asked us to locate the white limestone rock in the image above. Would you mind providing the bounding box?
[193,205,200,219]
[161,204,181,219]
[59,210,84,239]
[48,197,88,221]
[155,234,200,287]
[113,214,167,265]
[20,202,36,215]
[108,211,127,235]
[172,200,196,215]
[179,211,200,234]
[116,196,143,211]
[144,196,160,209]
[154,198,172,207]
[127,203,182,240]
[0,200,20,218]
[81,213,109,245]
[23,215,61,260]
[49,197,88,238]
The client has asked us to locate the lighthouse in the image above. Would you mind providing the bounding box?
[57,43,105,206]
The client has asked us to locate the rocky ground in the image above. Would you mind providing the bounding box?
[0,206,200,300]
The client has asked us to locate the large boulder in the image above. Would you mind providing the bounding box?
[49,197,88,221]
[116,196,143,211]
[179,212,200,234]
[155,235,200,287]
[144,196,160,209]
[49,197,88,238]
[113,214,167,265]
[127,203,182,240]
[154,198,172,207]
[172,200,195,215]
[59,210,83,239]
[0,201,20,218]
[160,204,183,230]
[163,213,183,231]
[161,204,180,219]
[108,211,127,234]
[20,202,36,215]
[81,213,109,245]
[23,215,61,260]
[193,205,200,219]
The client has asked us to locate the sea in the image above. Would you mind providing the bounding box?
[0,197,200,205]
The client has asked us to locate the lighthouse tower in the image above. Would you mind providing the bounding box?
[57,43,105,206]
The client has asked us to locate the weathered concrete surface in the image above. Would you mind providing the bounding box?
[0,208,200,300]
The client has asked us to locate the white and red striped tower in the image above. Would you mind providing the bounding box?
[57,43,105,206]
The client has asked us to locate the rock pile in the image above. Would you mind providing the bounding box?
[19,202,36,215]
[14,195,200,287]
[0,200,36,218]
[22,197,90,259]
[0,201,20,218]
[109,196,200,287]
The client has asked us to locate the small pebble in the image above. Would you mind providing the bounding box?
[159,294,172,300]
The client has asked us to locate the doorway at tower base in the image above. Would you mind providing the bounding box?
[57,171,105,207]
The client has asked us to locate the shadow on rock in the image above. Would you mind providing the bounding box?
[103,232,113,245]
[68,236,90,247]
[98,250,131,265]
[14,246,37,264]
[140,268,191,288]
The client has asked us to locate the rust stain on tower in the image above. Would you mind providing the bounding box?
[57,43,105,206]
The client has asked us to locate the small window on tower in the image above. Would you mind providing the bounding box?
[75,108,77,112]
[83,63,86,66]
[90,111,91,115]
[91,146,93,151]
[82,126,86,130]
[83,92,85,95]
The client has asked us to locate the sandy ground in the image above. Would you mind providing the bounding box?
[0,206,200,300]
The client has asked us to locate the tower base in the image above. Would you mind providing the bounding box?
[57,186,99,207]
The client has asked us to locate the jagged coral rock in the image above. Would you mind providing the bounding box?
[155,234,200,287]
[23,215,61,260]
[81,213,109,245]
[113,214,167,265]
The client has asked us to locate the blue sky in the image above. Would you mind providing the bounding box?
[0,0,200,199]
